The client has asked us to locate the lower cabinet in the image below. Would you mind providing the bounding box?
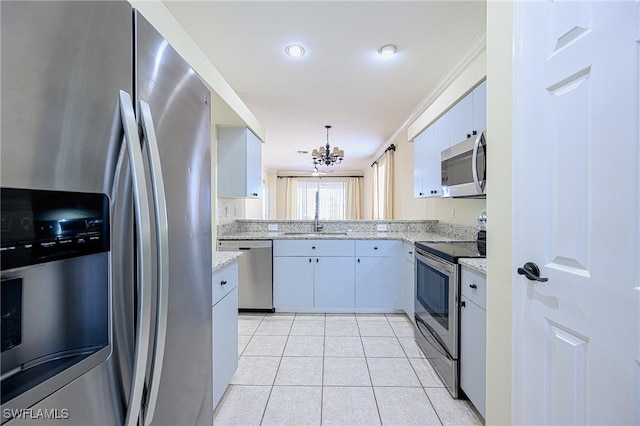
[212,262,239,409]
[273,256,356,310]
[460,266,486,418]
[273,239,402,312]
[355,256,399,310]
[273,256,314,309]
[314,257,356,309]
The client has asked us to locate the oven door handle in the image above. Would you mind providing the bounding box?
[415,250,455,275]
[415,315,451,359]
[472,131,482,194]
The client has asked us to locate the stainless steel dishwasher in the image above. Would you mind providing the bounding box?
[217,240,274,312]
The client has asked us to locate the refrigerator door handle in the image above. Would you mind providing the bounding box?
[138,100,170,426]
[119,91,153,426]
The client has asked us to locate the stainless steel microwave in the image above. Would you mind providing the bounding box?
[441,130,486,198]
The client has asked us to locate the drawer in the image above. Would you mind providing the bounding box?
[355,240,400,257]
[460,266,486,310]
[212,261,238,306]
[403,242,415,263]
[274,239,354,257]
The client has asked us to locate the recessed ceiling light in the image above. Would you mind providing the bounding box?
[285,44,305,58]
[378,43,398,58]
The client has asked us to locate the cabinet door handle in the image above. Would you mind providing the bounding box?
[220,280,227,286]
[311,246,316,250]
[309,258,312,263]
[252,193,258,196]
[373,247,378,250]
[357,258,360,263]
[460,301,466,308]
[316,258,319,263]
[408,251,413,255]
[469,284,477,289]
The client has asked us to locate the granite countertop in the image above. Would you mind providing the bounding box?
[213,251,243,272]
[217,231,460,244]
[459,258,487,275]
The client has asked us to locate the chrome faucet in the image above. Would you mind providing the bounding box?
[314,191,323,232]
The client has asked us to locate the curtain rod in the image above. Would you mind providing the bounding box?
[277,175,363,179]
[371,144,396,167]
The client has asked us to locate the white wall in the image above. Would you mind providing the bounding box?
[265,172,278,220]
[486,2,513,424]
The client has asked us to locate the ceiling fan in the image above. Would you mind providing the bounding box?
[312,166,330,176]
[285,167,334,176]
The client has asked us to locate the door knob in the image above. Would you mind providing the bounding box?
[517,262,548,282]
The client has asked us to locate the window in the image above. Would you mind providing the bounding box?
[297,180,346,220]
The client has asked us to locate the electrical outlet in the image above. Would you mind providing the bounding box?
[233,207,238,217]
[450,208,456,219]
[377,223,388,232]
[268,224,278,231]
[217,207,223,218]
[225,207,230,217]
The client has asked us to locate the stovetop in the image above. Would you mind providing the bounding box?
[414,241,485,263]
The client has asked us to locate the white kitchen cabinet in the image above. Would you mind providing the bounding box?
[273,239,354,257]
[414,114,448,199]
[413,79,487,200]
[402,242,415,323]
[355,240,399,257]
[274,255,355,311]
[314,256,355,309]
[471,80,487,135]
[460,266,486,418]
[449,93,473,145]
[355,240,401,310]
[217,126,262,198]
[413,125,432,198]
[273,256,314,309]
[212,262,239,409]
[274,240,356,311]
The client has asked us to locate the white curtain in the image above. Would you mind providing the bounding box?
[383,149,394,219]
[372,149,394,220]
[347,177,362,220]
[371,163,379,219]
[284,177,298,219]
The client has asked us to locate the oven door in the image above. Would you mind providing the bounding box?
[414,249,459,358]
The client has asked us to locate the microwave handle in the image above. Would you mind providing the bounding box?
[472,132,482,193]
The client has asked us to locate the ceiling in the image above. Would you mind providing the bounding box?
[163,1,487,174]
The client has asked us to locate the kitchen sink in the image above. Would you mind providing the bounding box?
[282,232,348,236]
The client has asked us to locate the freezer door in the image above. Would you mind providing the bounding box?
[1,1,135,425]
[134,12,213,426]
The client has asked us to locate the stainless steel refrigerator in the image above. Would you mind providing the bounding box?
[1,1,213,425]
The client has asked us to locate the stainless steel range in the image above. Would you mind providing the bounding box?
[414,240,485,398]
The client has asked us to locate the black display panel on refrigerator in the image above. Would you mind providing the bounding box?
[1,188,110,270]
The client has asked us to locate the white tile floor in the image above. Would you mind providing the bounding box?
[212,313,483,426]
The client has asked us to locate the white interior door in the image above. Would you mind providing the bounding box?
[513,1,639,425]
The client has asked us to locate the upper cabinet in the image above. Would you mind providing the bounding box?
[413,80,486,199]
[449,93,472,145]
[471,80,487,136]
[217,127,262,198]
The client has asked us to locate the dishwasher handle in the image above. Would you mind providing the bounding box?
[239,247,252,251]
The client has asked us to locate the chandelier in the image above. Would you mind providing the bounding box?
[312,125,344,166]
